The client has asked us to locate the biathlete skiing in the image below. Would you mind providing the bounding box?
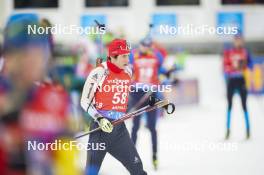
[80,39,148,175]
[129,37,167,170]
[223,34,252,140]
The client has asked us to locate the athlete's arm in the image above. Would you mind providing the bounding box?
[246,49,253,70]
[223,49,232,74]
[80,67,105,120]
[129,50,135,65]
[80,66,114,133]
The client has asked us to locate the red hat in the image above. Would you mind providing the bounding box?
[108,39,130,57]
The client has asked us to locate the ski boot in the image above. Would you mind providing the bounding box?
[246,128,250,140]
[152,154,158,170]
[225,129,230,140]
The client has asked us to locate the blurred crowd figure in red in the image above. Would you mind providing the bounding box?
[0,14,79,175]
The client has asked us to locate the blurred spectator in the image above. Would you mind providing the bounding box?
[0,13,49,175]
[0,14,79,175]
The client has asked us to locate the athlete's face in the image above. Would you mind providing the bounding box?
[234,37,244,48]
[112,54,129,69]
[4,46,47,89]
[139,44,150,54]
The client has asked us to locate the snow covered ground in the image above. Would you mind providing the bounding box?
[77,55,264,175]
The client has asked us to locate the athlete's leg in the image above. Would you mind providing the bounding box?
[238,78,250,138]
[86,122,107,175]
[131,114,141,144]
[146,110,157,157]
[108,123,147,175]
[226,78,235,139]
[146,109,158,169]
[130,91,145,144]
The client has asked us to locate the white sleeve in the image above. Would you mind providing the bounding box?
[124,65,133,78]
[80,67,105,120]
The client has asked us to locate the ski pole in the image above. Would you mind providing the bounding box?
[128,90,153,113]
[94,20,105,66]
[75,99,174,139]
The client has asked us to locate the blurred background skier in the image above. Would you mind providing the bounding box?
[223,34,253,140]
